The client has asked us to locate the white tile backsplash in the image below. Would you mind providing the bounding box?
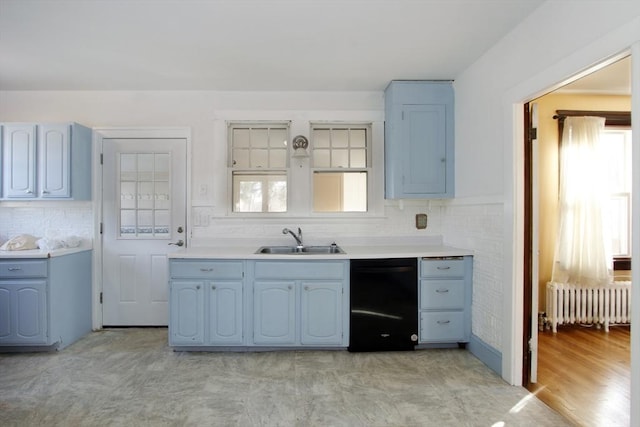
[0,203,94,243]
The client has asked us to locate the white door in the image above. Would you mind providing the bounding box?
[530,103,540,383]
[102,138,187,326]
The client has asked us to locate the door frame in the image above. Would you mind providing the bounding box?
[92,127,192,330]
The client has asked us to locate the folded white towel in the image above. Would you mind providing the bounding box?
[0,234,40,251]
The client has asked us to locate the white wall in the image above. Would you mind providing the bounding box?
[0,90,445,243]
[450,0,640,414]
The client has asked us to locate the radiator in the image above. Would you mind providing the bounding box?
[546,281,632,332]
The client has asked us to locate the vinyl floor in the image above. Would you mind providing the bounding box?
[0,328,571,426]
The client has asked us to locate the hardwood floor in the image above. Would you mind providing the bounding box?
[528,324,631,427]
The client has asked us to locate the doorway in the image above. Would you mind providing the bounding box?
[523,57,632,424]
[95,129,190,327]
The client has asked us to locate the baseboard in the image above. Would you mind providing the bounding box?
[468,334,502,376]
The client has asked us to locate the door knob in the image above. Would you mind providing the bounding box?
[168,240,184,247]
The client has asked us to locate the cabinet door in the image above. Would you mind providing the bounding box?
[169,281,205,345]
[253,281,296,345]
[2,124,37,198]
[402,104,447,196]
[39,124,70,198]
[208,280,243,345]
[0,280,47,344]
[300,281,343,345]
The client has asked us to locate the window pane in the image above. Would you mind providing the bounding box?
[313,172,366,212]
[120,181,136,209]
[137,210,153,234]
[137,181,154,209]
[332,149,349,168]
[233,173,287,213]
[137,154,154,181]
[232,148,249,168]
[270,128,288,148]
[333,129,349,148]
[155,181,170,209]
[155,153,170,181]
[314,129,330,148]
[267,179,287,212]
[350,129,367,148]
[233,128,250,148]
[314,149,331,168]
[270,149,287,168]
[251,149,269,168]
[351,149,366,167]
[251,128,269,148]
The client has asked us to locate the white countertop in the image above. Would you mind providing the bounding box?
[0,245,92,259]
[169,244,472,260]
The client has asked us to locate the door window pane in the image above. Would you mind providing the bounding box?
[118,152,172,238]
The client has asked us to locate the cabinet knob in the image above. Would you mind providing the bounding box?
[25,190,33,194]
[304,286,309,291]
[288,285,292,290]
[196,285,201,290]
[211,285,216,290]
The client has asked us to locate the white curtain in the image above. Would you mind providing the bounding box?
[551,116,612,286]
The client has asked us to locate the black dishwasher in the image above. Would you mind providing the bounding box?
[348,258,418,352]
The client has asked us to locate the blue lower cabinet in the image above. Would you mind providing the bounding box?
[253,281,296,345]
[169,260,245,347]
[301,281,343,345]
[0,251,92,351]
[208,281,243,345]
[168,258,349,350]
[169,281,205,345]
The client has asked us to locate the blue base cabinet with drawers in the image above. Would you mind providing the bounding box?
[169,260,245,346]
[417,256,473,347]
[0,250,92,351]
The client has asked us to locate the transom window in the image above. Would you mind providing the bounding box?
[311,124,370,212]
[229,122,289,213]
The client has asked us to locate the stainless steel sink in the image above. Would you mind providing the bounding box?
[255,245,345,255]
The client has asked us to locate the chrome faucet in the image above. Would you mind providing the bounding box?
[282,227,303,247]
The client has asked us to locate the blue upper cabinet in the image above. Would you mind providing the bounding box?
[384,81,454,199]
[1,123,92,200]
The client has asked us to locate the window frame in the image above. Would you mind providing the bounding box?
[227,121,291,215]
[309,122,373,214]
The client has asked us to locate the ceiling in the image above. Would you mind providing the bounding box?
[557,56,631,96]
[0,0,548,91]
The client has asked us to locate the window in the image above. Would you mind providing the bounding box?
[229,122,289,213]
[602,128,632,257]
[311,124,370,212]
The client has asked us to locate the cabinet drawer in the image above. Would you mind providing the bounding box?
[170,260,243,279]
[420,258,464,278]
[0,260,48,278]
[420,311,464,342]
[254,261,345,280]
[420,279,464,310]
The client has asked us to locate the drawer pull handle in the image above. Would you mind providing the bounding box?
[436,289,449,293]
[436,266,451,270]
[8,267,23,271]
[437,320,451,325]
[200,268,214,272]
